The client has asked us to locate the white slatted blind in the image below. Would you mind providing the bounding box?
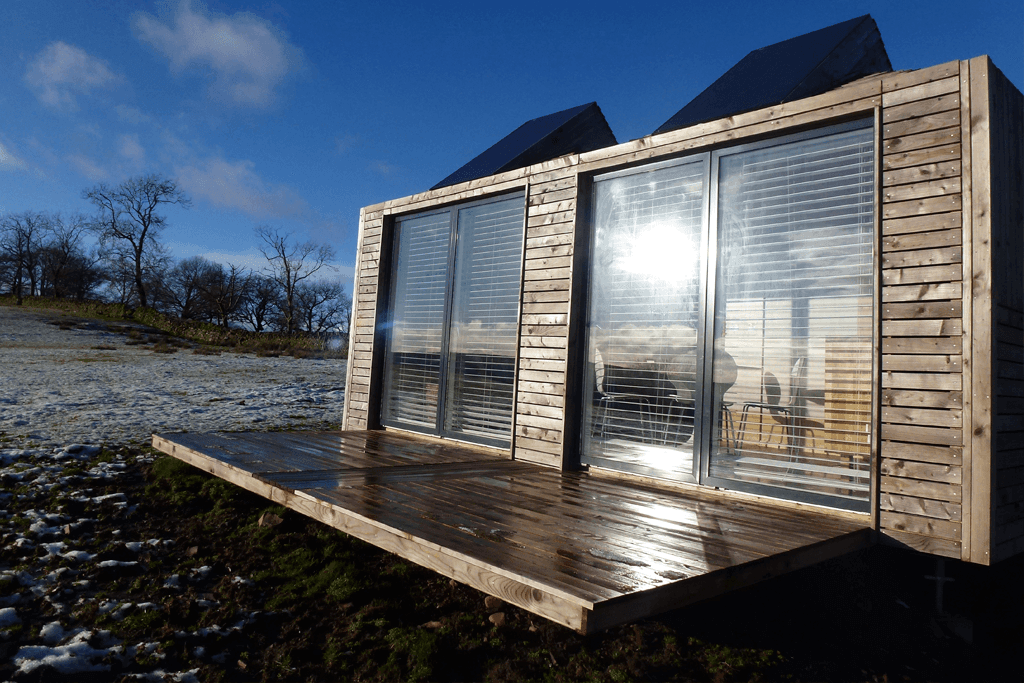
[383,211,451,429]
[445,198,524,440]
[709,125,874,509]
[382,193,524,447]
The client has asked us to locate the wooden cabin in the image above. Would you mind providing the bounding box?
[343,51,1023,565]
[155,18,1023,632]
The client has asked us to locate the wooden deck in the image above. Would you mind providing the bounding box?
[151,430,872,633]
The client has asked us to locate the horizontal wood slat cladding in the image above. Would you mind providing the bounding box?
[343,209,379,431]
[346,60,1005,563]
[878,60,967,557]
[513,176,578,466]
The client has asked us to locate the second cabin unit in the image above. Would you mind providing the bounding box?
[343,19,1023,566]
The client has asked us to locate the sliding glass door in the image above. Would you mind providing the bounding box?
[581,121,874,510]
[704,124,874,509]
[581,157,709,482]
[383,192,524,448]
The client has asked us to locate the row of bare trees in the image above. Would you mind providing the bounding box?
[0,174,351,341]
[0,212,103,304]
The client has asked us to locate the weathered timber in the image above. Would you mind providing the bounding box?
[152,430,870,633]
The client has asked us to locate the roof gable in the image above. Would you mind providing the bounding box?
[432,102,617,190]
[654,15,891,135]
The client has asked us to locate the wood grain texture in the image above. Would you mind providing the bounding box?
[151,430,871,633]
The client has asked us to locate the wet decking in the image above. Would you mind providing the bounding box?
[151,430,872,633]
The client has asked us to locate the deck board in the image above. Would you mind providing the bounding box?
[152,430,872,633]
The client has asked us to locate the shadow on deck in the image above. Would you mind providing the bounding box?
[151,430,872,633]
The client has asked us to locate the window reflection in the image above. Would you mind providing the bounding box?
[708,126,874,510]
[581,159,708,481]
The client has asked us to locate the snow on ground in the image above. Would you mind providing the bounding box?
[0,305,347,679]
[0,306,346,447]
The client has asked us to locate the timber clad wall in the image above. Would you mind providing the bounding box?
[878,61,966,560]
[514,176,578,467]
[343,56,1023,565]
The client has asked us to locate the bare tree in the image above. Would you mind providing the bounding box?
[38,213,101,300]
[239,274,278,333]
[100,238,171,308]
[295,279,351,338]
[254,226,336,335]
[159,256,213,319]
[0,212,47,304]
[199,262,251,328]
[84,174,190,309]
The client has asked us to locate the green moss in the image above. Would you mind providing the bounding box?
[115,607,166,635]
[0,575,18,597]
[688,637,783,680]
[383,627,438,682]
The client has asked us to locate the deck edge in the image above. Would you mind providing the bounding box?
[151,433,593,631]
[580,527,874,633]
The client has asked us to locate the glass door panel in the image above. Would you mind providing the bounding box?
[705,124,874,511]
[382,192,525,448]
[445,196,525,443]
[383,211,452,430]
[581,156,708,482]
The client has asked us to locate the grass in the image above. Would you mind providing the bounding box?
[128,453,997,682]
[0,295,344,358]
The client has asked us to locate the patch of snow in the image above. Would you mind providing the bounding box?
[92,492,127,504]
[14,629,120,675]
[97,560,138,569]
[190,565,213,580]
[62,550,97,562]
[41,541,66,556]
[0,307,345,447]
[40,620,82,645]
[111,602,136,621]
[0,607,21,627]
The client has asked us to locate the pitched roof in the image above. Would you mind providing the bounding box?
[654,15,891,135]
[432,102,617,190]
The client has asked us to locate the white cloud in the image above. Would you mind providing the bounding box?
[173,156,305,218]
[115,105,153,125]
[66,154,108,181]
[25,41,120,110]
[118,134,145,166]
[0,142,27,171]
[133,0,301,107]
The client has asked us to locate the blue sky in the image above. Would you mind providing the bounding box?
[1,0,1020,291]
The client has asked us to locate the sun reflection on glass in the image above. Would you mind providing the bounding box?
[619,221,698,283]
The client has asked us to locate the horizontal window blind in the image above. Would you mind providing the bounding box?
[382,193,524,448]
[709,126,874,510]
[445,197,525,441]
[582,158,707,479]
[383,211,451,429]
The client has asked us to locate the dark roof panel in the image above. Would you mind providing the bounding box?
[432,102,617,190]
[654,15,891,135]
